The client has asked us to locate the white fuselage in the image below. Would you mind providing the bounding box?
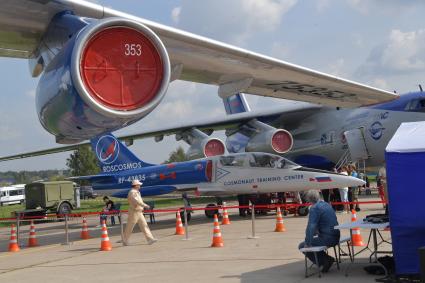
[196,156,364,196]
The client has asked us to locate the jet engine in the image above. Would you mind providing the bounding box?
[176,129,225,159]
[35,14,170,143]
[226,120,293,154]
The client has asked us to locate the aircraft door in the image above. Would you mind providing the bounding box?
[344,128,370,161]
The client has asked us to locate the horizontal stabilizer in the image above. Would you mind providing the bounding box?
[68,174,115,184]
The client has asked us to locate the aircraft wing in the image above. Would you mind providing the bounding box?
[0,0,397,107]
[0,103,321,162]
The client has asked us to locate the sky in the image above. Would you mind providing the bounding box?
[0,0,425,171]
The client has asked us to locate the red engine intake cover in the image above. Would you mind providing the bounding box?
[80,26,164,111]
[271,130,293,153]
[204,139,225,157]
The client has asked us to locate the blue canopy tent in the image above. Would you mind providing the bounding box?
[385,122,425,275]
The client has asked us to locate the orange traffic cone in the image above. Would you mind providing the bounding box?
[8,224,20,252]
[80,217,91,239]
[221,206,231,225]
[27,221,38,247]
[211,214,224,247]
[100,220,112,251]
[351,210,365,246]
[175,210,185,235]
[274,207,286,232]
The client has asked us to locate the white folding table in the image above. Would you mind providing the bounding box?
[335,220,391,276]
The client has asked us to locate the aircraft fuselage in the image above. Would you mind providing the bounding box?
[284,92,425,168]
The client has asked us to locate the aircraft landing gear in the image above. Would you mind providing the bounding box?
[204,197,222,218]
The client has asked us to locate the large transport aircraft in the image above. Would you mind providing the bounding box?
[3,89,425,171]
[0,0,397,145]
[74,132,363,218]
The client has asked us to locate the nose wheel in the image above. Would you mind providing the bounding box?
[204,203,219,218]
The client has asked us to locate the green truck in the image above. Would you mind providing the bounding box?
[16,181,79,217]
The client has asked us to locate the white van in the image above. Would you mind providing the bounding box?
[0,185,25,206]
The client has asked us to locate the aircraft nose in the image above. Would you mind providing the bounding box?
[337,175,365,187]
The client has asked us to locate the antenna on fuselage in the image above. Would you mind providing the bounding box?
[419,84,423,92]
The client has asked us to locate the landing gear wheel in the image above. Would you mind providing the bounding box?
[297,206,309,216]
[180,208,191,223]
[204,203,219,218]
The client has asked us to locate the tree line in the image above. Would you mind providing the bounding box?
[0,146,188,185]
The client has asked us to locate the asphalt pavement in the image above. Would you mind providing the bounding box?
[0,196,391,283]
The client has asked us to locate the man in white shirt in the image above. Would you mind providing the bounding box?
[122,179,157,246]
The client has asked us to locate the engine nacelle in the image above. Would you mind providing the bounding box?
[246,129,293,154]
[36,15,170,143]
[226,120,293,154]
[176,129,225,159]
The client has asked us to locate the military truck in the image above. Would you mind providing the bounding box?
[16,181,78,218]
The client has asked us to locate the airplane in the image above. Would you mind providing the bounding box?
[0,0,397,145]
[74,132,364,219]
[4,89,424,172]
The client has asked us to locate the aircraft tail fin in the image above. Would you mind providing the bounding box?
[90,133,153,173]
[223,93,251,114]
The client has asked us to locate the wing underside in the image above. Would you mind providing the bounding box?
[0,104,320,161]
[0,0,397,107]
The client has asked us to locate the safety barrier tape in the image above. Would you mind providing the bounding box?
[0,200,385,222]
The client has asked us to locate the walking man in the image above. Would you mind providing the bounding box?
[122,179,157,246]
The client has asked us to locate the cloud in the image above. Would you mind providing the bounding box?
[176,0,298,45]
[346,0,424,15]
[370,78,389,90]
[25,89,36,98]
[326,58,346,77]
[316,0,331,13]
[357,29,425,77]
[270,42,291,60]
[171,6,181,24]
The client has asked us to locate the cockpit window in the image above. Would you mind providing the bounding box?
[219,155,245,167]
[277,158,299,169]
[249,154,279,168]
[405,99,425,112]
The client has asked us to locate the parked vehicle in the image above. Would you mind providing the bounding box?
[15,181,78,218]
[79,186,98,199]
[0,185,25,206]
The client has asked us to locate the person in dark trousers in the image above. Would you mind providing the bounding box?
[237,194,249,217]
[102,196,116,226]
[299,190,340,272]
[321,189,330,203]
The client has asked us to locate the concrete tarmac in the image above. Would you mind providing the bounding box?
[0,197,391,283]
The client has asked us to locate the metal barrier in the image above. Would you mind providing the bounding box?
[0,200,386,249]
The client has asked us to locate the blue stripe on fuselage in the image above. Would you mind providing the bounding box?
[91,159,209,191]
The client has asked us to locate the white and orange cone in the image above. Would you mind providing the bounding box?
[27,221,38,247]
[8,224,20,252]
[100,220,112,251]
[211,214,224,248]
[274,207,286,232]
[175,210,185,235]
[221,205,231,225]
[351,210,365,246]
[80,217,91,239]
